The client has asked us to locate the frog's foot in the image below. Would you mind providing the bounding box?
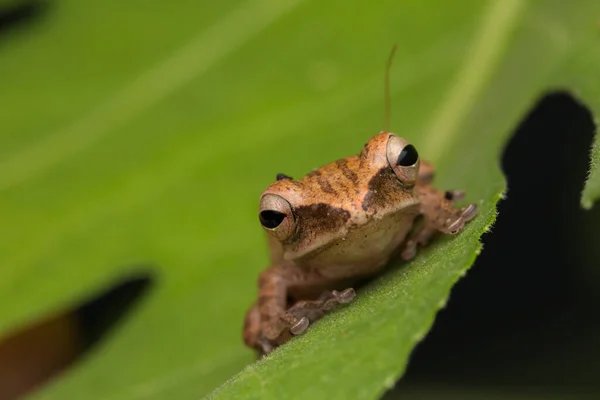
[421,185,477,234]
[401,225,435,260]
[281,288,356,336]
[446,203,477,234]
[441,189,478,233]
[402,186,477,260]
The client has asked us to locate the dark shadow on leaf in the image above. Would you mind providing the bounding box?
[76,272,154,349]
[0,0,49,43]
[386,92,600,397]
[0,270,154,400]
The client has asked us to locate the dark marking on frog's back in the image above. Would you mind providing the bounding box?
[293,203,350,243]
[316,177,337,195]
[335,158,359,184]
[362,167,400,211]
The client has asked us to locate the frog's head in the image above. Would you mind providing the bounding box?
[257,133,422,261]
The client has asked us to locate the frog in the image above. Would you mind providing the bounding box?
[242,132,477,355]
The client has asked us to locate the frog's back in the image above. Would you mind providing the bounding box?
[297,154,371,214]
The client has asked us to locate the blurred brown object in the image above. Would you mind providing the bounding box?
[0,313,80,400]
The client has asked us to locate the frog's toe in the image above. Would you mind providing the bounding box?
[281,310,311,335]
[259,337,274,355]
[290,317,310,335]
[448,204,478,233]
[333,288,356,304]
[462,203,478,222]
[401,242,417,260]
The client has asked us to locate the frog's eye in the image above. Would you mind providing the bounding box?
[259,194,295,241]
[386,135,420,186]
[259,210,285,228]
[396,144,418,166]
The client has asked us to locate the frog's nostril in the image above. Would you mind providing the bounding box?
[259,210,286,229]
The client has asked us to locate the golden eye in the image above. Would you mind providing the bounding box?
[258,194,295,241]
[386,135,420,186]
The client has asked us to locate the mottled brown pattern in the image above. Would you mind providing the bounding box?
[335,158,359,184]
[260,134,396,219]
[289,180,304,189]
[359,137,377,159]
[316,177,337,195]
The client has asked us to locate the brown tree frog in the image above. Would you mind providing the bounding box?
[243,132,477,354]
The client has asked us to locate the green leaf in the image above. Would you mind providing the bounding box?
[583,131,600,209]
[0,0,598,399]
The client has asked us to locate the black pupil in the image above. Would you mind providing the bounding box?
[259,210,286,229]
[397,144,419,166]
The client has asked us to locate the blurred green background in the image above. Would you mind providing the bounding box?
[0,0,599,399]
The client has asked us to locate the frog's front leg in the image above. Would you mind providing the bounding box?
[243,302,264,352]
[252,265,326,352]
[401,185,477,260]
[255,266,294,341]
[246,265,356,354]
[243,268,292,354]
